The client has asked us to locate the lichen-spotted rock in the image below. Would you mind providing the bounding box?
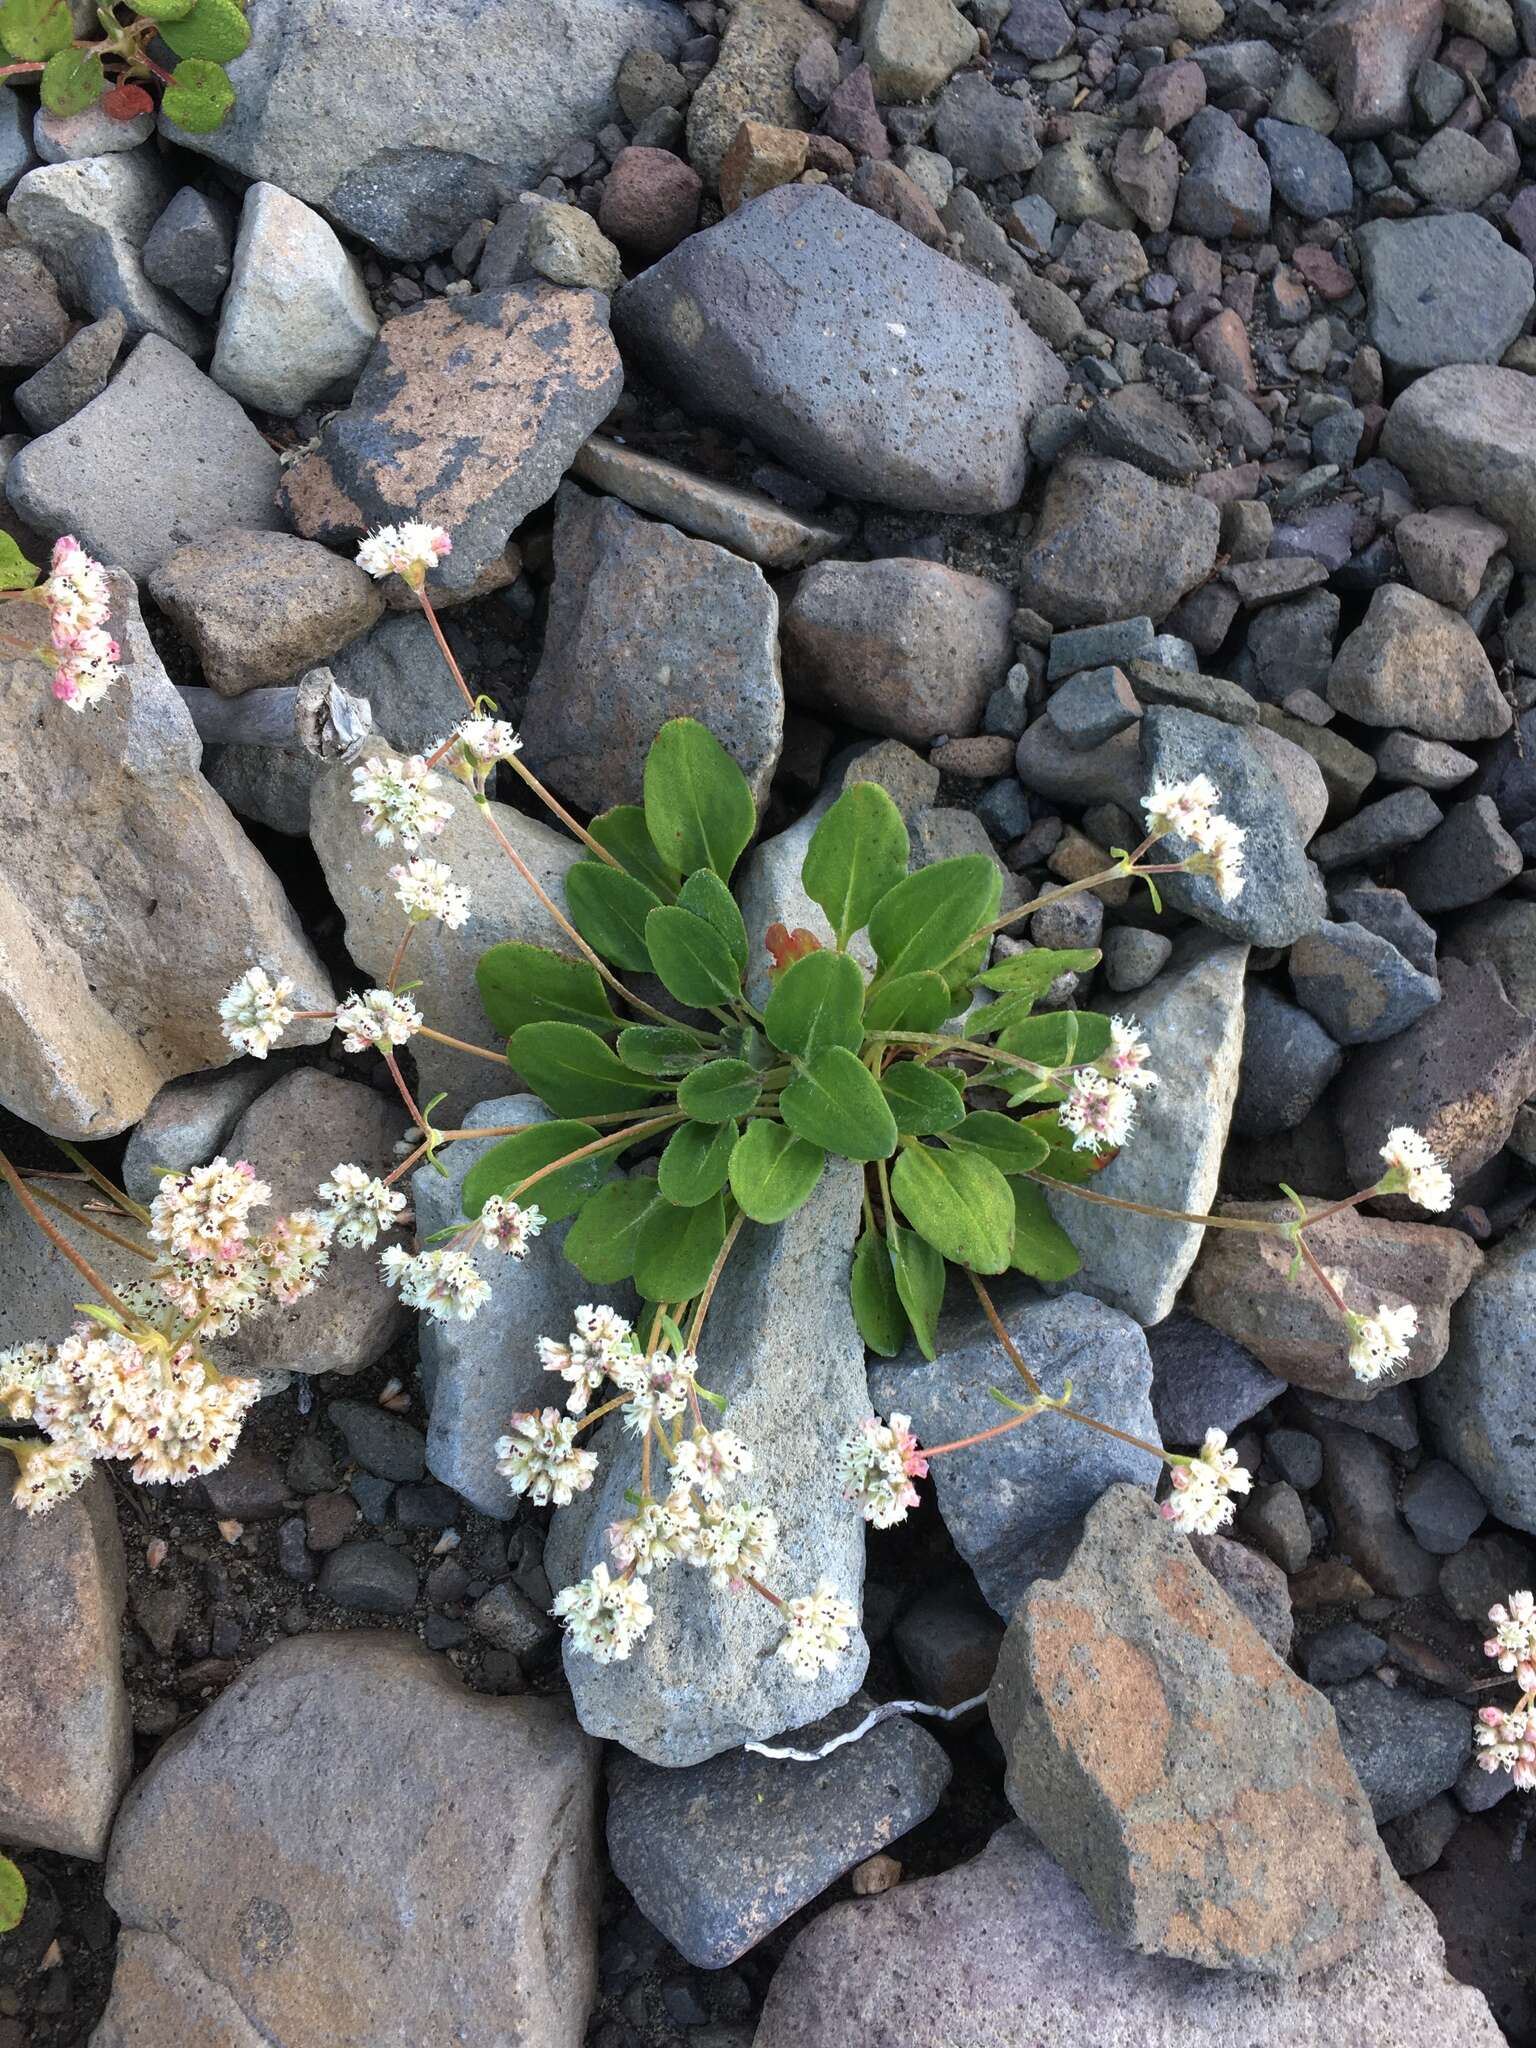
[278,284,623,595]
[988,1485,1397,1975]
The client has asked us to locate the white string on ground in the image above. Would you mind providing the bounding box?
[744,1692,989,1763]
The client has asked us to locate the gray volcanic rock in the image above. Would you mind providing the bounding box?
[753,1823,1504,2048]
[1422,1214,1536,1535]
[1382,366,1536,570]
[523,483,783,814]
[1358,215,1534,376]
[616,184,1065,514]
[1018,456,1220,627]
[162,0,687,260]
[869,1289,1162,1617]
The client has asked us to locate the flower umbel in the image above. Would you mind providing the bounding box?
[355,523,452,586]
[218,966,295,1059]
[379,1244,490,1321]
[44,536,121,709]
[1345,1301,1418,1384]
[839,1412,928,1528]
[777,1579,858,1680]
[1061,1070,1136,1154]
[494,1406,598,1505]
[1377,1126,1454,1213]
[551,1562,654,1663]
[390,857,470,929]
[1159,1428,1253,1535]
[316,1163,407,1248]
[350,753,454,850]
[335,988,422,1054]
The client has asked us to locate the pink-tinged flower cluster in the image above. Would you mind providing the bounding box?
[1476,1591,1536,1791]
[1061,1069,1135,1154]
[1485,1591,1536,1690]
[1159,1427,1253,1535]
[45,536,121,709]
[839,1411,928,1528]
[355,523,453,585]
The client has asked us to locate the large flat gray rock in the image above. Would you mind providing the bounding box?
[615,183,1065,514]
[1421,1213,1536,1535]
[545,1160,871,1764]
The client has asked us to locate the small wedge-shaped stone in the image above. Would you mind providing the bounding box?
[989,1484,1397,1974]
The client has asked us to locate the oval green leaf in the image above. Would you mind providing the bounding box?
[889,1222,945,1361]
[946,1111,1051,1177]
[977,947,1102,995]
[633,1191,728,1301]
[565,860,662,971]
[160,56,236,131]
[0,531,38,591]
[677,1058,760,1124]
[862,970,952,1035]
[880,1061,965,1136]
[0,0,70,60]
[509,1022,659,1118]
[476,941,615,1038]
[161,0,251,60]
[563,1178,663,1283]
[867,855,1003,981]
[589,803,681,898]
[850,1223,907,1358]
[1008,1176,1082,1282]
[997,1010,1114,1068]
[643,717,756,880]
[1017,1107,1108,1184]
[658,1120,737,1207]
[763,948,865,1059]
[890,1142,1014,1275]
[678,868,748,972]
[0,1852,24,1935]
[803,782,910,946]
[645,904,742,1008]
[728,1119,825,1224]
[780,1046,898,1163]
[460,1118,608,1221]
[40,45,104,115]
[616,1024,712,1076]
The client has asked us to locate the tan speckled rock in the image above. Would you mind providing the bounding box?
[278,284,623,595]
[0,572,332,1139]
[94,1632,600,2048]
[988,1485,1396,1974]
[753,1822,1504,2048]
[1185,1199,1482,1399]
[0,1473,130,1859]
[150,530,384,696]
[686,0,835,189]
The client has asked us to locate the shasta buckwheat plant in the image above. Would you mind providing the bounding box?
[0,0,247,137]
[1,521,1498,1783]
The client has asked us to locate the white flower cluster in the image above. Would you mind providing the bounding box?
[479,1194,545,1258]
[335,987,422,1054]
[45,535,122,709]
[1485,1591,1536,1690]
[1142,774,1246,903]
[1158,1427,1253,1536]
[355,522,453,583]
[0,1152,331,1514]
[1060,1017,1158,1156]
[839,1411,928,1528]
[1378,1125,1455,1212]
[516,1309,852,1677]
[350,752,454,850]
[390,856,470,930]
[316,1163,407,1248]
[379,1243,490,1321]
[448,716,523,794]
[1345,1300,1418,1383]
[218,965,296,1059]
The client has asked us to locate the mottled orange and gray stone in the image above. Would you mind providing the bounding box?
[1185,1197,1482,1399]
[989,1485,1396,1975]
[278,283,623,594]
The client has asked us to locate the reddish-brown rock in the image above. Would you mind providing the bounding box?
[1184,1199,1481,1399]
[1306,0,1443,139]
[599,146,702,257]
[989,1485,1396,1974]
[278,284,623,595]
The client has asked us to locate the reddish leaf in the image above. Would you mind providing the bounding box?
[102,81,154,120]
[765,922,821,977]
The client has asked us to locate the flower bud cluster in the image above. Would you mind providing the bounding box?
[45,536,121,709]
[1141,775,1247,902]
[1159,1427,1253,1535]
[839,1411,928,1527]
[1060,1016,1158,1156]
